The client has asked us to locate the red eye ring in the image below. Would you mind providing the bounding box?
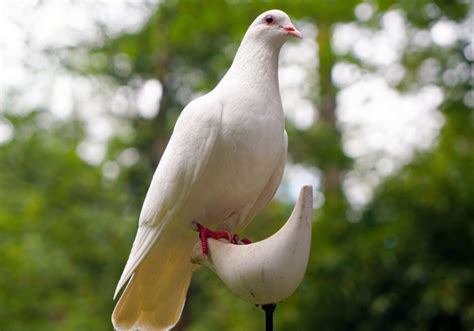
[264,15,274,24]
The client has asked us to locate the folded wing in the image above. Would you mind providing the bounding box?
[114,96,223,299]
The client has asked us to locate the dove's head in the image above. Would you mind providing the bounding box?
[248,10,303,45]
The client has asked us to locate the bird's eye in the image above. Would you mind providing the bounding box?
[264,15,274,25]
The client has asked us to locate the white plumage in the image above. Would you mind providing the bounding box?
[112,9,302,330]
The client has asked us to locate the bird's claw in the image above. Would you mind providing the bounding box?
[193,222,252,256]
[231,234,252,245]
[240,238,252,244]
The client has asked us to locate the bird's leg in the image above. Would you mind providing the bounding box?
[192,222,232,256]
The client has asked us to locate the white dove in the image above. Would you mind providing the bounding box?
[112,9,302,330]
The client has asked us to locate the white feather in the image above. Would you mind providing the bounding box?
[113,96,223,300]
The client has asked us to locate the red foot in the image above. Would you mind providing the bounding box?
[240,238,252,244]
[193,222,232,256]
[193,222,252,256]
[231,234,252,245]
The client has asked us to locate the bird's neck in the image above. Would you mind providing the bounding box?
[219,35,283,95]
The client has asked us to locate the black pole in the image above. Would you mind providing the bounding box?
[261,304,276,331]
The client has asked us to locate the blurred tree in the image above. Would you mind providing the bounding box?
[0,112,136,330]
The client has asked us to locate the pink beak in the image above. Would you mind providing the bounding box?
[283,25,303,39]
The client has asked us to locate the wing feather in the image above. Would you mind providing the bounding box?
[114,96,223,298]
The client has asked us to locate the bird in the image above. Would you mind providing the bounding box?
[112,9,302,330]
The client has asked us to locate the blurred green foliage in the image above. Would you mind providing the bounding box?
[0,113,137,330]
[0,0,472,330]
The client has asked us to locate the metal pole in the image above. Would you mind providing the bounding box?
[261,304,276,331]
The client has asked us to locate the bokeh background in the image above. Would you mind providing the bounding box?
[0,0,472,330]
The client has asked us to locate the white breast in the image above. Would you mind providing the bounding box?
[183,91,285,230]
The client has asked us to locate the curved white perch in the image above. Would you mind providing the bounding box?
[191,185,313,305]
